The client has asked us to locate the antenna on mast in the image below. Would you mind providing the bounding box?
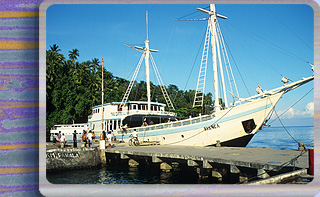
[146,10,149,41]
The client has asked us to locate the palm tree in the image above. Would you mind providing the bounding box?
[49,44,61,52]
[91,58,100,73]
[68,49,79,62]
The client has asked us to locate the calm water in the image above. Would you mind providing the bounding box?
[47,126,314,184]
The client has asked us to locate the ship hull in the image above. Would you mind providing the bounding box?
[115,93,283,147]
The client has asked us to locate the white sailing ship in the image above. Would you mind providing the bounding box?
[52,4,314,146]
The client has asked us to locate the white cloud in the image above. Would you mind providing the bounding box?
[303,102,314,117]
[274,102,314,119]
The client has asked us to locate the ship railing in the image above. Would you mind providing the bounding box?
[125,113,215,134]
[111,111,176,116]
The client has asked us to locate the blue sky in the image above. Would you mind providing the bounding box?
[46,4,314,126]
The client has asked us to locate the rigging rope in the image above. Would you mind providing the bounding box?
[172,24,207,103]
[237,149,308,184]
[224,22,284,78]
[222,39,251,97]
[268,87,314,124]
[262,5,313,51]
[273,109,299,144]
[176,5,210,20]
[266,88,313,147]
[228,21,310,64]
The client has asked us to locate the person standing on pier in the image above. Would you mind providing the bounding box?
[57,131,62,142]
[73,130,77,148]
[106,131,112,148]
[61,133,65,142]
[100,130,106,149]
[82,130,87,147]
[60,133,66,148]
[87,131,93,147]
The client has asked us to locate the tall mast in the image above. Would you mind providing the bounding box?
[120,10,163,111]
[145,10,151,113]
[195,4,227,112]
[209,4,220,112]
[101,58,104,131]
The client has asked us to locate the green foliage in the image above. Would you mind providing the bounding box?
[46,44,223,140]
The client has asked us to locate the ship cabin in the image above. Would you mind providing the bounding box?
[49,123,90,142]
[88,101,176,132]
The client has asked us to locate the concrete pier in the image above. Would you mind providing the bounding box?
[105,144,310,183]
[46,147,100,172]
[46,142,312,183]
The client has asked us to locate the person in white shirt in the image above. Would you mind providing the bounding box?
[106,131,112,148]
[87,131,93,147]
[61,133,66,142]
[60,133,66,148]
[129,129,139,144]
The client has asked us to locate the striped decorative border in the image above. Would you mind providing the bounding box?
[0,0,318,196]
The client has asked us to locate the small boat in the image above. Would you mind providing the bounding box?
[54,4,314,147]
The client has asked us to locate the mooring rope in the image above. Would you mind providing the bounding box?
[264,87,313,147]
[268,87,313,125]
[236,149,308,184]
[273,109,299,144]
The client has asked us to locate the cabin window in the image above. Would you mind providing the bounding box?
[142,105,145,110]
[242,119,256,134]
[132,105,137,110]
[138,105,141,110]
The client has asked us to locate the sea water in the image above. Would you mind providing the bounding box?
[46,126,314,184]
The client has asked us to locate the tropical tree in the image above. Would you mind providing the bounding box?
[46,44,222,141]
[91,58,100,73]
[68,48,79,62]
[50,44,61,52]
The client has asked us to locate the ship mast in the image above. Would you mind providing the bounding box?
[145,10,151,113]
[209,4,220,112]
[101,58,104,131]
[119,10,175,112]
[193,4,228,112]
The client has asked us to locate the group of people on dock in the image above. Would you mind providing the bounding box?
[53,130,114,149]
[99,130,113,149]
[53,131,66,147]
[81,130,96,148]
